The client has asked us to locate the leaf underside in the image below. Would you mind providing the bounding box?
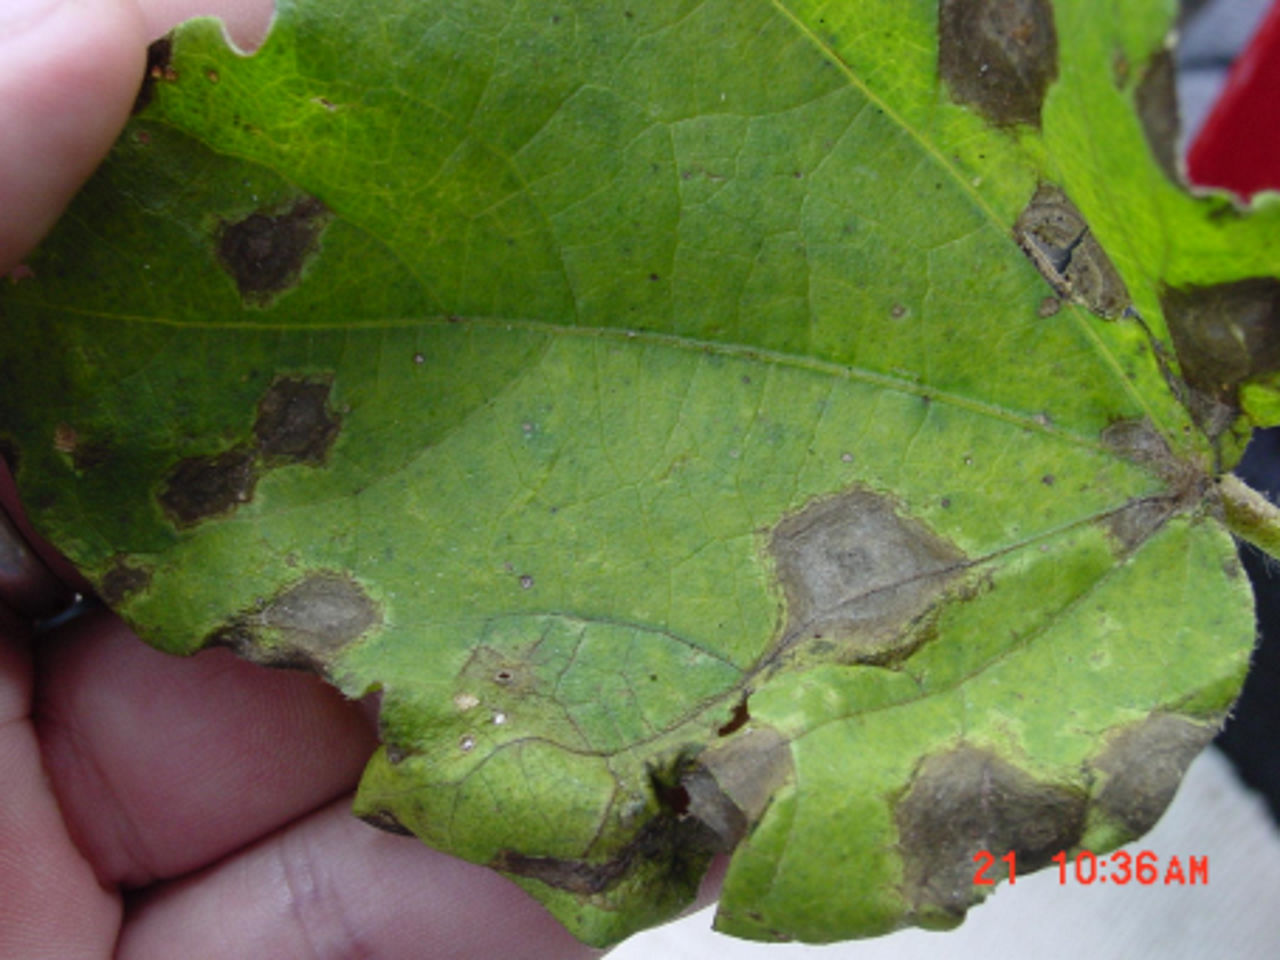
[2,0,1277,946]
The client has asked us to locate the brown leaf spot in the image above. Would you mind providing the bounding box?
[1099,419,1208,551]
[1037,295,1061,318]
[896,746,1086,921]
[133,35,174,115]
[717,695,751,736]
[98,556,152,606]
[52,423,78,455]
[1014,184,1131,319]
[681,727,793,850]
[217,197,330,304]
[492,797,719,897]
[1100,418,1176,473]
[207,571,381,672]
[1136,47,1182,186]
[1104,498,1177,553]
[158,446,258,527]
[254,376,341,465]
[937,0,1059,128]
[1090,714,1215,836]
[357,808,414,836]
[1161,278,1280,409]
[769,488,967,663]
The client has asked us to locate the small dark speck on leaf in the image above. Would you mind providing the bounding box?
[1112,49,1130,88]
[1041,474,1055,486]
[519,574,535,590]
[1037,295,1061,317]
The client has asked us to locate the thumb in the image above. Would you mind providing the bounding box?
[0,0,148,273]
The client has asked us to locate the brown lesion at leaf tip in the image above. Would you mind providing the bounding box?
[1160,277,1280,417]
[895,744,1086,919]
[1090,713,1216,837]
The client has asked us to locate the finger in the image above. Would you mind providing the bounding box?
[0,611,121,959]
[0,461,82,619]
[137,0,274,49]
[117,797,604,960]
[0,0,148,273]
[34,608,378,887]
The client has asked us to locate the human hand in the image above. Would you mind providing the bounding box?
[0,3,639,956]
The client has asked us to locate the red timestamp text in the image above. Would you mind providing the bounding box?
[972,849,1208,887]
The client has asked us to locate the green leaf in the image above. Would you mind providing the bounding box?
[1,0,1274,946]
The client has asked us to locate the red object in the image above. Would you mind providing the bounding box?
[1187,0,1280,199]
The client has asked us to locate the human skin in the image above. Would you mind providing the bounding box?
[0,2,719,956]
